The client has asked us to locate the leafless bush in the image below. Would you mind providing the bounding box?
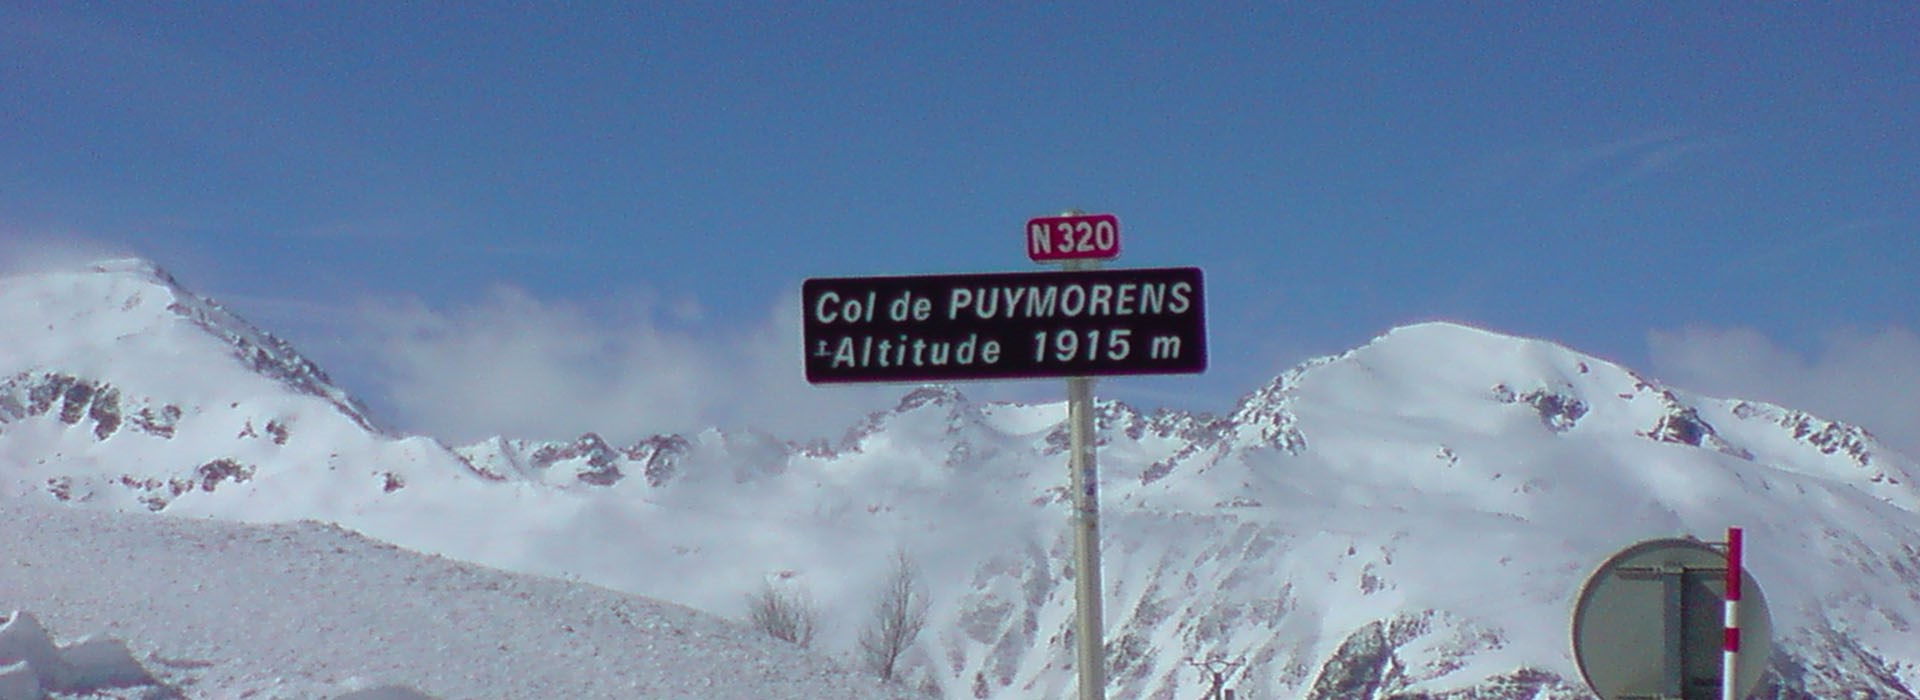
[860,549,930,683]
[746,580,818,647]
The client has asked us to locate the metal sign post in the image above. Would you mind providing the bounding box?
[801,211,1205,700]
[1059,255,1107,700]
[1066,366,1106,700]
[1032,212,1121,700]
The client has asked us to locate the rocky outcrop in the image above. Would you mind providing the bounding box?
[530,433,625,486]
[1641,390,1754,459]
[1490,384,1589,432]
[626,434,691,487]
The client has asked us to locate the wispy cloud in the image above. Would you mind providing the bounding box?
[1648,325,1920,459]
[354,286,899,445]
[1446,130,1725,211]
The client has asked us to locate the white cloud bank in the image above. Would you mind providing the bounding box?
[1648,325,1920,459]
[358,286,901,445]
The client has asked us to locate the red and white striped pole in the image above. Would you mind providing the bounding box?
[1722,526,1744,700]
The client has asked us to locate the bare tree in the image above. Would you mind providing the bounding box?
[746,580,818,647]
[859,549,931,683]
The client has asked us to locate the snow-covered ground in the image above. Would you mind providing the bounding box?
[0,497,907,700]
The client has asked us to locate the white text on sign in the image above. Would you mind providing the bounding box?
[801,267,1206,383]
[811,281,1195,326]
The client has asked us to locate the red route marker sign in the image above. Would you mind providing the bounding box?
[1027,213,1121,262]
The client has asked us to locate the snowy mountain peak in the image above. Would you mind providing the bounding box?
[85,256,181,285]
[0,258,376,432]
[0,259,441,513]
[1308,322,1615,405]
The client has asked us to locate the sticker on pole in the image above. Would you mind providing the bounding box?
[1027,213,1120,262]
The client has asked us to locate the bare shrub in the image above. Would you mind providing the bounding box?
[746,580,818,647]
[860,549,930,683]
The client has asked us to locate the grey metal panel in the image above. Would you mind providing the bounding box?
[1571,538,1772,700]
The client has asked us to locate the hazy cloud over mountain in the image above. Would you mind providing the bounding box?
[358,286,899,444]
[1649,325,1920,458]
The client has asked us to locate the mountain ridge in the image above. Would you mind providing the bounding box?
[2,259,1916,699]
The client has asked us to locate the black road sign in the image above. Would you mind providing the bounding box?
[803,267,1207,384]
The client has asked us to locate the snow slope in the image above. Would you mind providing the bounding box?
[0,259,459,519]
[4,260,1918,699]
[0,497,908,700]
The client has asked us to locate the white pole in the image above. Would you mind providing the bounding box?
[1722,526,1743,700]
[1060,249,1106,700]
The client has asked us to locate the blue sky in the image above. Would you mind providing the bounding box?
[4,3,1917,451]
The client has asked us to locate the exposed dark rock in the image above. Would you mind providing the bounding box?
[195,458,255,492]
[0,374,138,441]
[1041,425,1071,456]
[1229,377,1310,455]
[1641,392,1753,459]
[1649,406,1709,446]
[1104,632,1154,686]
[88,386,122,439]
[115,474,194,512]
[576,462,622,487]
[444,445,507,482]
[45,476,74,502]
[1307,620,1395,699]
[59,380,95,424]
[626,434,691,488]
[530,433,625,486]
[1097,400,1149,443]
[28,373,72,416]
[896,385,965,413]
[1491,384,1588,432]
[1140,459,1175,485]
[1778,408,1878,468]
[130,405,182,438]
[1520,389,1587,432]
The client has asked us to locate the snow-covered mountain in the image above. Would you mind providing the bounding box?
[3,259,1917,699]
